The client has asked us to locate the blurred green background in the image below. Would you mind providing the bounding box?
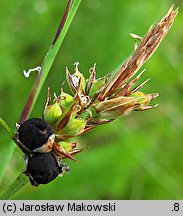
[0,0,183,199]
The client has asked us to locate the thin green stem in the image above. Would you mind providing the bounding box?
[0,173,28,200]
[35,0,82,111]
[19,0,82,124]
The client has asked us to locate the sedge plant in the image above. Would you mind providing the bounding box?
[0,3,178,199]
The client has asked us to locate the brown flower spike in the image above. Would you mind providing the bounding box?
[42,5,178,161]
[97,5,178,100]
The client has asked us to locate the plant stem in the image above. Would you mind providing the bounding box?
[19,0,82,124]
[0,173,28,200]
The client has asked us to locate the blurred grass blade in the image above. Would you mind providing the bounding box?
[0,0,82,196]
[0,118,15,180]
[0,118,14,138]
[0,141,15,182]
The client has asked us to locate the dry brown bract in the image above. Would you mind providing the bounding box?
[97,5,178,101]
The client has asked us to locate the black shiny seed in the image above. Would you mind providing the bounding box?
[27,152,62,186]
[18,118,53,151]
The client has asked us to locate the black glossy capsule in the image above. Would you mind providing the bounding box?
[18,118,53,152]
[26,152,63,186]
